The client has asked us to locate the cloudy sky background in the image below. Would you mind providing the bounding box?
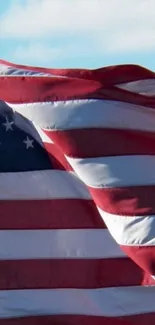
[0,0,155,69]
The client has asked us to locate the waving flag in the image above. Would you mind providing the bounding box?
[0,59,155,325]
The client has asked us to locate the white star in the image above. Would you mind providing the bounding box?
[3,117,14,131]
[23,136,34,149]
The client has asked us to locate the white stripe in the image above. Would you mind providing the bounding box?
[14,113,46,146]
[0,170,90,200]
[117,79,155,95]
[98,207,155,246]
[0,64,12,75]
[66,155,155,188]
[0,229,124,260]
[1,286,155,318]
[0,63,49,77]
[0,101,51,146]
[32,123,53,143]
[0,63,66,78]
[7,99,155,132]
[0,67,50,77]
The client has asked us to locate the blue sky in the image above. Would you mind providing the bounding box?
[0,0,155,70]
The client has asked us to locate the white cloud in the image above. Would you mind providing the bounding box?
[0,0,117,37]
[13,43,61,64]
[106,30,155,53]
[1,0,155,57]
[12,40,104,66]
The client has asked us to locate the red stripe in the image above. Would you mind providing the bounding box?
[122,245,155,276]
[96,85,155,108]
[45,129,155,158]
[0,314,154,325]
[0,76,101,103]
[44,142,72,171]
[1,59,154,83]
[49,64,155,84]
[0,258,148,290]
[1,75,155,108]
[0,199,103,229]
[89,186,155,216]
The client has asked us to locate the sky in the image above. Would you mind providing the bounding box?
[0,0,155,70]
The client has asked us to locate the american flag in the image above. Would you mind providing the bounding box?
[0,59,155,325]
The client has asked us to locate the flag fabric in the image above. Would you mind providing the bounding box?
[0,59,155,325]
